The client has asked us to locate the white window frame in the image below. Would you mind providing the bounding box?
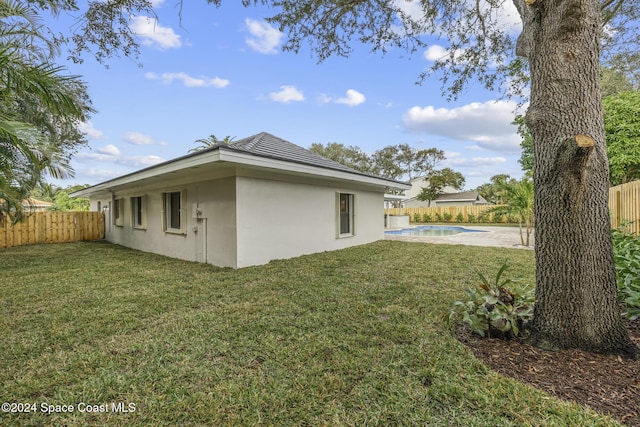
[336,192,356,238]
[130,195,147,230]
[113,197,124,227]
[162,190,186,234]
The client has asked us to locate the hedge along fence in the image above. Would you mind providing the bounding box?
[0,211,105,249]
[609,180,640,235]
[384,205,511,224]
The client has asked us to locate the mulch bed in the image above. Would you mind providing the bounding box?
[457,320,640,426]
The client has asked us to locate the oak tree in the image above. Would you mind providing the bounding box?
[417,168,466,203]
[309,142,373,174]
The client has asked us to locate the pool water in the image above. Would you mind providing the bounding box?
[384,225,485,237]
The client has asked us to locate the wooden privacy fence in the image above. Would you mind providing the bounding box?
[384,205,509,223]
[609,180,640,234]
[0,211,104,249]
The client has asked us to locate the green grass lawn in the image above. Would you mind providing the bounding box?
[0,241,622,426]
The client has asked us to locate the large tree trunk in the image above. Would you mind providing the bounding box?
[515,0,637,356]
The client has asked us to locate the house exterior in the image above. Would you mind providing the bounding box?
[72,132,410,268]
[0,198,54,212]
[23,198,54,212]
[401,177,489,208]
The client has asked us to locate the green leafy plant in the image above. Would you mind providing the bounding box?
[611,223,640,320]
[467,213,475,223]
[455,212,464,223]
[435,212,443,222]
[413,212,421,223]
[443,212,453,223]
[422,213,432,223]
[448,261,535,338]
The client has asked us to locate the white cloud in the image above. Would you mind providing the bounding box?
[76,152,114,163]
[145,72,230,88]
[126,155,165,167]
[423,44,465,62]
[130,16,181,49]
[493,0,522,34]
[269,85,305,103]
[395,0,521,35]
[335,89,366,107]
[76,152,165,168]
[319,89,367,107]
[123,132,167,146]
[245,18,283,54]
[401,100,521,152]
[446,156,507,167]
[393,0,425,21]
[82,168,123,180]
[78,121,104,139]
[97,144,120,156]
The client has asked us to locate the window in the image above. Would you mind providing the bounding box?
[163,191,184,233]
[338,193,355,237]
[113,198,124,226]
[131,196,147,229]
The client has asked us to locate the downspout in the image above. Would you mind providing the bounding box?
[202,217,207,263]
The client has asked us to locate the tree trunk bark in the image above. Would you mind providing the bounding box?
[514,0,637,356]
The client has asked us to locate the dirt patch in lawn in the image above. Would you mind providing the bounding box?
[457,320,640,426]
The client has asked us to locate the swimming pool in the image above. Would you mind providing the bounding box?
[384,225,486,237]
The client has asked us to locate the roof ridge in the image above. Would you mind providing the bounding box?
[227,131,364,174]
[233,132,268,151]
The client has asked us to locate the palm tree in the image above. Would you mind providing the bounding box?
[30,182,62,202]
[482,179,534,247]
[189,134,236,153]
[0,0,88,221]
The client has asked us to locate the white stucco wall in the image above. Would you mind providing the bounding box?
[93,176,239,268]
[89,172,386,268]
[234,175,383,268]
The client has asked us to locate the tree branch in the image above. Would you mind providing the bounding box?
[601,0,626,26]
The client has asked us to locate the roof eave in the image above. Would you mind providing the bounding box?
[71,146,410,198]
[219,149,410,190]
[71,148,224,198]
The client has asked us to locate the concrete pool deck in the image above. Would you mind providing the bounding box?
[384,225,535,250]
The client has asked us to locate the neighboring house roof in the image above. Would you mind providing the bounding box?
[403,176,458,200]
[72,132,410,198]
[401,191,489,205]
[23,198,53,208]
[0,198,53,208]
[434,191,488,204]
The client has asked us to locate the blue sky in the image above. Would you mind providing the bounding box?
[50,0,526,190]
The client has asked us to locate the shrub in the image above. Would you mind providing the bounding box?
[423,213,432,223]
[447,261,535,338]
[467,213,476,223]
[443,212,453,223]
[435,212,443,222]
[611,224,640,320]
[413,212,421,223]
[455,212,464,223]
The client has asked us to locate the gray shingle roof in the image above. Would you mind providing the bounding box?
[222,132,362,174]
